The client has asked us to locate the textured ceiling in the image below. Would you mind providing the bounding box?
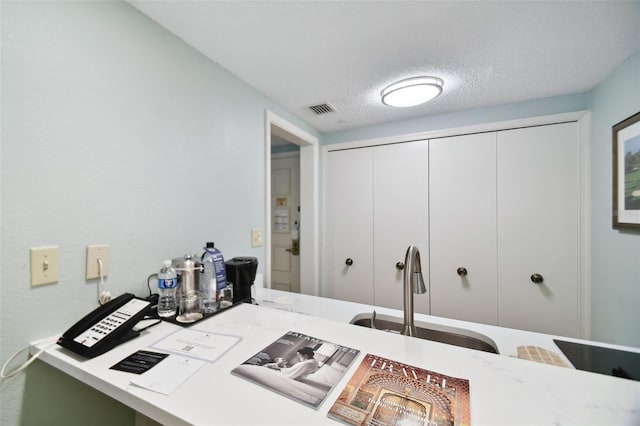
[129,1,640,133]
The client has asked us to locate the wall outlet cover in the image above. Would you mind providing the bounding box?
[30,246,59,287]
[251,228,263,248]
[86,244,109,279]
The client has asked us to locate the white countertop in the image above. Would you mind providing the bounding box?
[256,288,640,359]
[33,287,640,425]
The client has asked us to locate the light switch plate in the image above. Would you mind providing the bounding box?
[251,228,263,248]
[86,244,109,279]
[30,246,59,287]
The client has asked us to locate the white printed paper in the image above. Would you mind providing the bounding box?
[150,328,242,363]
[130,355,205,395]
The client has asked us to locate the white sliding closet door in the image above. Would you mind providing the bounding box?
[325,148,374,305]
[373,140,429,313]
[497,122,580,337]
[430,133,498,324]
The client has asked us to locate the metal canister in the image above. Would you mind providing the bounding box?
[176,254,203,323]
[180,255,199,296]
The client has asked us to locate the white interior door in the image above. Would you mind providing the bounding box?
[271,155,301,293]
[430,133,498,324]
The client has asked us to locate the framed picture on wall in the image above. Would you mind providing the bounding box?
[613,110,640,229]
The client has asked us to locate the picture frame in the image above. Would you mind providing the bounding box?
[613,110,640,230]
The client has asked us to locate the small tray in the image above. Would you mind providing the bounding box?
[155,300,245,327]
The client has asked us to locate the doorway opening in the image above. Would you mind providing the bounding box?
[264,111,319,296]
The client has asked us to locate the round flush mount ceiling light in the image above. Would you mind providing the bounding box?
[381,76,444,107]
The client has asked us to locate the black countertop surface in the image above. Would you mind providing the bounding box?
[554,339,640,382]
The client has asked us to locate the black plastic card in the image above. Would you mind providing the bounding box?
[110,350,169,374]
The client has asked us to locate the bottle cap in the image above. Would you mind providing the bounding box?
[206,242,215,249]
[163,259,172,266]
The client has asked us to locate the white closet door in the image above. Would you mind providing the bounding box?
[373,140,429,313]
[430,133,498,324]
[497,122,580,337]
[325,148,374,304]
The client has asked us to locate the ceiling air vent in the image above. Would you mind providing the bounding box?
[308,102,336,115]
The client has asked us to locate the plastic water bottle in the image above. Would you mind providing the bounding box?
[157,260,178,317]
[200,242,226,314]
[200,243,217,313]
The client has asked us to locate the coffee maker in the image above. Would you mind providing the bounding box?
[225,257,258,303]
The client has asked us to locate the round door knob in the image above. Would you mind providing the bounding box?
[457,267,468,277]
[345,258,353,266]
[396,261,405,270]
[530,273,544,284]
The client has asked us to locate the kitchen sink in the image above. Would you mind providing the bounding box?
[350,312,499,354]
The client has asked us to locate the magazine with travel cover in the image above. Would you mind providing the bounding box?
[327,353,471,426]
[231,331,360,409]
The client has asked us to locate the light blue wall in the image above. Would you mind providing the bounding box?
[0,2,317,425]
[589,51,640,347]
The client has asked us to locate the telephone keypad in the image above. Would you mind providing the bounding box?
[73,298,150,347]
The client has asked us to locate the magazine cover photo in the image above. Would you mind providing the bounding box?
[328,353,471,426]
[231,331,360,409]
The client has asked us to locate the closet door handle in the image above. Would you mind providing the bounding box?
[457,267,468,277]
[396,262,405,270]
[345,258,353,266]
[530,273,544,284]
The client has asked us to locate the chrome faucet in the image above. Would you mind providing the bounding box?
[401,245,427,337]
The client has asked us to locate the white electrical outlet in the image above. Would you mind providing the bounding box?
[251,228,263,248]
[86,244,109,279]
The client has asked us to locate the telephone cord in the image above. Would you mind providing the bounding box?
[97,258,111,305]
[0,338,57,380]
[147,273,158,298]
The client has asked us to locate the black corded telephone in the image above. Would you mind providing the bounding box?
[57,293,152,359]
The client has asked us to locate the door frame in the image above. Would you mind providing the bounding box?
[265,110,319,296]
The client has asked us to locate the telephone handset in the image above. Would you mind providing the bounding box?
[57,293,152,359]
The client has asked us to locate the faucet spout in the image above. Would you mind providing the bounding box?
[402,245,427,337]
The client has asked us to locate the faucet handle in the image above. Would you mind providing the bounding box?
[396,261,405,270]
